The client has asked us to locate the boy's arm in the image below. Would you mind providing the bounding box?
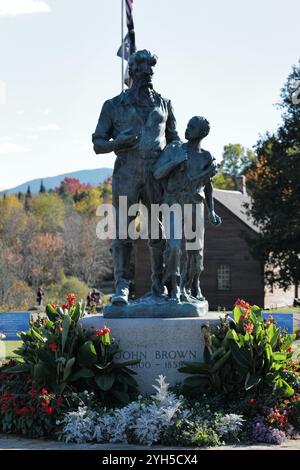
[204,180,222,226]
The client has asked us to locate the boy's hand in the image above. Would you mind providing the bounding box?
[208,210,222,226]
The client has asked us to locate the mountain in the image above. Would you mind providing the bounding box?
[1,168,113,195]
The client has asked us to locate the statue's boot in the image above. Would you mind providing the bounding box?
[111,244,132,304]
[169,275,181,302]
[191,280,205,301]
[150,243,165,297]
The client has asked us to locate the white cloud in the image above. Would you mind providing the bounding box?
[0,142,29,154]
[0,0,51,17]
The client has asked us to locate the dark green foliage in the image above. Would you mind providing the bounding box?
[179,303,296,398]
[6,302,140,406]
[246,59,300,291]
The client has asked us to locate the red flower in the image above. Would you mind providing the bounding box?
[66,293,76,306]
[51,304,58,309]
[41,388,48,395]
[14,406,28,416]
[103,326,110,335]
[248,398,257,405]
[49,342,57,352]
[267,315,276,324]
[42,406,54,415]
[96,329,104,337]
[41,398,50,406]
[235,299,252,311]
[56,396,64,406]
[62,303,68,310]
[287,347,293,353]
[28,387,39,398]
[243,322,254,334]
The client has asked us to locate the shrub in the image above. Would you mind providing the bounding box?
[46,276,89,305]
[179,299,297,398]
[0,364,65,438]
[6,295,140,405]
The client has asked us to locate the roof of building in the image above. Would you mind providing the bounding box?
[213,189,259,233]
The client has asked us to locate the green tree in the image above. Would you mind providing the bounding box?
[246,59,300,295]
[218,143,256,176]
[39,179,46,193]
[25,185,32,211]
[212,172,235,190]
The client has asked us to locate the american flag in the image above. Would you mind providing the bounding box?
[125,0,134,29]
[117,0,136,60]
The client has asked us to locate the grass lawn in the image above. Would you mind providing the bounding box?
[0,341,21,359]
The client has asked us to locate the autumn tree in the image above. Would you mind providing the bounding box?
[31,193,64,232]
[22,233,64,288]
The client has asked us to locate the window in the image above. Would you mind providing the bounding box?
[217,264,231,290]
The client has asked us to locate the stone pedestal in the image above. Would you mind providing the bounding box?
[79,313,222,394]
[103,295,209,318]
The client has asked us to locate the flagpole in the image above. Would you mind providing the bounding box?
[121,0,124,92]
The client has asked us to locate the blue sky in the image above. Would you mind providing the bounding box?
[0,0,299,190]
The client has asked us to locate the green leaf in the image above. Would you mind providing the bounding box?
[266,323,276,342]
[113,359,140,367]
[69,368,95,382]
[203,346,211,364]
[33,363,46,381]
[245,372,262,390]
[31,327,44,342]
[273,352,287,362]
[95,373,116,391]
[63,357,76,382]
[178,362,211,374]
[281,334,296,351]
[117,372,138,388]
[269,328,280,350]
[274,377,294,397]
[71,304,81,323]
[45,304,60,322]
[78,341,97,367]
[211,347,226,361]
[233,305,243,323]
[229,340,252,371]
[250,305,262,318]
[4,364,30,374]
[62,315,71,353]
[211,350,231,373]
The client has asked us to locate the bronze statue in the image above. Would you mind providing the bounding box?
[154,116,222,302]
[92,50,180,305]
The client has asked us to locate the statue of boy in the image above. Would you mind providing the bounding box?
[154,116,222,302]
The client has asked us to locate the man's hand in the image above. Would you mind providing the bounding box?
[114,129,139,152]
[208,210,222,226]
